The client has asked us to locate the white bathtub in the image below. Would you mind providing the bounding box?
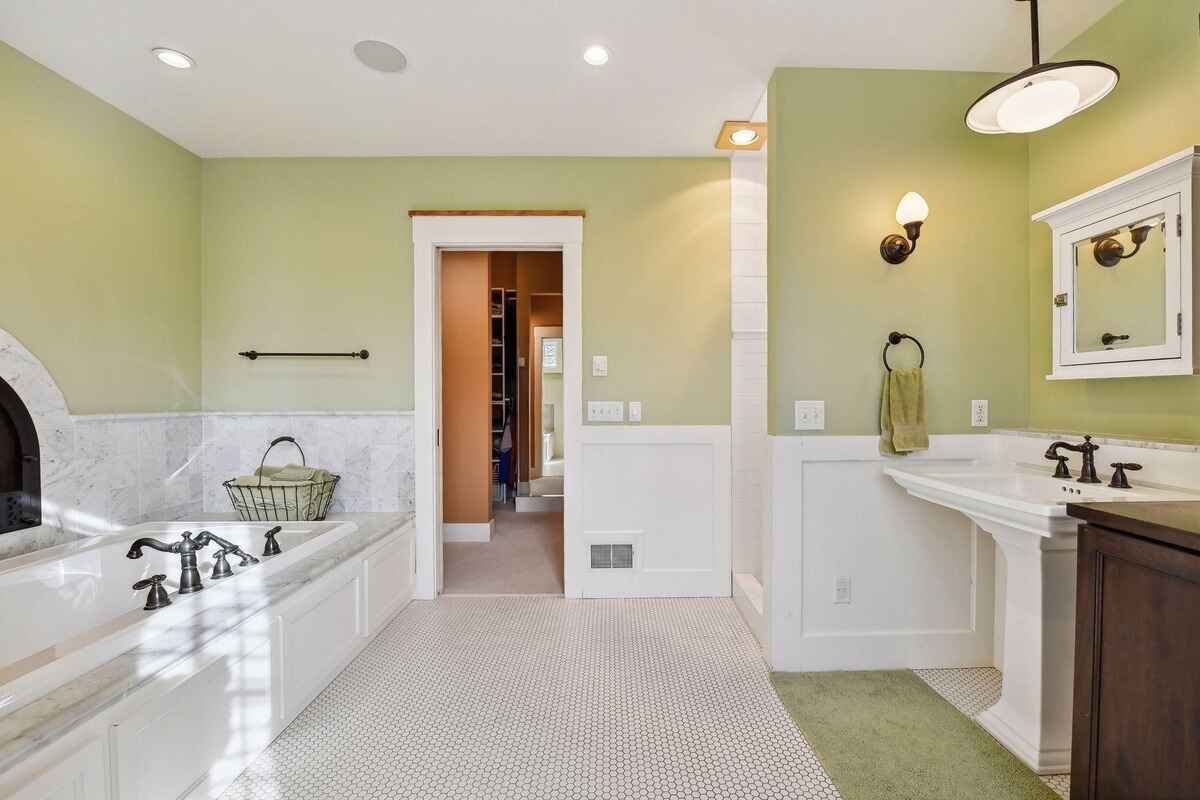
[0,520,353,712]
[0,514,415,800]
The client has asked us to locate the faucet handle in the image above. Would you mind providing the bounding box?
[132,574,171,611]
[263,526,283,557]
[1048,454,1072,479]
[1109,462,1142,490]
[211,548,234,580]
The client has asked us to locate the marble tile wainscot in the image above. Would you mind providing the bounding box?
[199,412,415,515]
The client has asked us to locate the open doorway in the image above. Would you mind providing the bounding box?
[439,250,565,595]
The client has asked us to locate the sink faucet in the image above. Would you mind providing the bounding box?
[126,531,211,594]
[1045,435,1101,484]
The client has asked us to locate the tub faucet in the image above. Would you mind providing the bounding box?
[126,531,211,594]
[195,530,260,579]
[1045,435,1101,484]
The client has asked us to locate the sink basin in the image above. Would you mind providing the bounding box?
[886,466,1196,528]
[885,462,1197,773]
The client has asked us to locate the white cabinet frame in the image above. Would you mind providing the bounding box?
[1034,146,1200,380]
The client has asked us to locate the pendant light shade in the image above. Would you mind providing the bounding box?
[966,0,1118,134]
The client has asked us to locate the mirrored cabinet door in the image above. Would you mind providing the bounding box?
[1058,194,1182,367]
[1036,146,1199,381]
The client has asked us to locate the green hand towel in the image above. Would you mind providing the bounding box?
[880,367,929,455]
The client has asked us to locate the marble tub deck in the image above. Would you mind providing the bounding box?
[0,512,413,774]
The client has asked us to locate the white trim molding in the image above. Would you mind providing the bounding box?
[412,215,583,599]
[767,434,997,671]
[442,521,495,543]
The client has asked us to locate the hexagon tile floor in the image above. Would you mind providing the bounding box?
[219,597,1070,800]
[220,597,841,800]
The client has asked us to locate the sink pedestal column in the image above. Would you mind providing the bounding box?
[975,520,1078,775]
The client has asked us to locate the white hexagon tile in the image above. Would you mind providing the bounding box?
[220,597,840,800]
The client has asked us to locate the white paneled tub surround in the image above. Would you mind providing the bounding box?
[0,513,415,800]
[767,435,998,673]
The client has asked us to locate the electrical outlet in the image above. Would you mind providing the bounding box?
[592,355,608,377]
[794,400,826,431]
[628,401,642,423]
[587,401,624,422]
[834,575,852,605]
[971,399,989,428]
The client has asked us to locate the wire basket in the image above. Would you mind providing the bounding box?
[223,436,339,522]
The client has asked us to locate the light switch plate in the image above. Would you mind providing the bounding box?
[628,401,642,422]
[971,399,989,428]
[834,575,852,605]
[794,400,826,431]
[587,401,624,423]
[592,355,608,377]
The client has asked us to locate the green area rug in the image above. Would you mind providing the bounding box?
[770,670,1058,800]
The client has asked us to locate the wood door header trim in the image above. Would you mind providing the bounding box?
[408,210,586,217]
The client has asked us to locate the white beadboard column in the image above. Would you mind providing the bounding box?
[730,92,769,642]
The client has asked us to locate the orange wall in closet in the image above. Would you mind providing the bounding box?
[441,252,491,524]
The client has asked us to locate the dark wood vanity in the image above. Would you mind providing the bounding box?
[1065,501,1200,800]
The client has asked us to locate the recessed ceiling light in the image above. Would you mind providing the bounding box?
[729,128,759,146]
[152,47,194,69]
[354,40,408,73]
[714,121,767,151]
[583,45,610,66]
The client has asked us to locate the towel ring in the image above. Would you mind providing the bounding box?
[883,331,924,372]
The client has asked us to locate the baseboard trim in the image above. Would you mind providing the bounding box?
[443,521,494,543]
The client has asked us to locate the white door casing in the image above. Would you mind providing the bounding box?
[412,215,583,598]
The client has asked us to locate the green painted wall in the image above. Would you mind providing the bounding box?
[768,68,1031,435]
[201,157,730,424]
[1028,0,1200,441]
[0,43,201,413]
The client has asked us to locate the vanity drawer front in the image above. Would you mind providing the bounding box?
[1072,524,1200,800]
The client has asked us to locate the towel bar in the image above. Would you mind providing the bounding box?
[238,350,369,360]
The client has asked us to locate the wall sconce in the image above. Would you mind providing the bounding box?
[1092,223,1152,268]
[880,192,930,265]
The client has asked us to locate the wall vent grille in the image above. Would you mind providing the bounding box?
[590,543,634,569]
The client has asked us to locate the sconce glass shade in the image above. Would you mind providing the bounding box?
[895,192,930,226]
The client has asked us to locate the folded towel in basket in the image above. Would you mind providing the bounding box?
[265,463,317,481]
[233,469,333,487]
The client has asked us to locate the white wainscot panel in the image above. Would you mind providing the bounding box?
[111,628,275,800]
[365,530,416,635]
[8,738,106,800]
[768,435,997,671]
[281,572,363,720]
[579,426,730,598]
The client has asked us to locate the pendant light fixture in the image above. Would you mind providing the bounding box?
[966,0,1118,134]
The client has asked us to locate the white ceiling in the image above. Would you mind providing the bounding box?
[1,0,1122,157]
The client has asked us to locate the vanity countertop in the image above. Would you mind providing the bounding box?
[1067,501,1200,553]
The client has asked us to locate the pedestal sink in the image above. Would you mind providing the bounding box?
[885,464,1196,774]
